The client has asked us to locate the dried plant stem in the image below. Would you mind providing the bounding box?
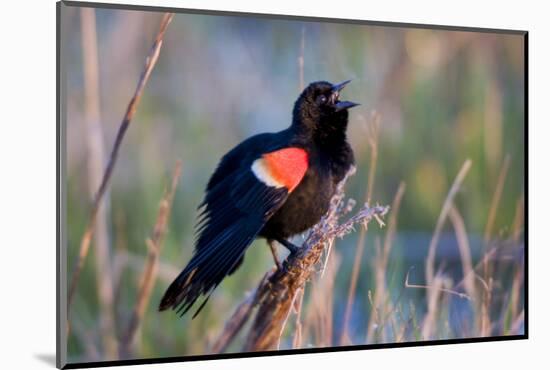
[67,13,174,312]
[511,194,524,243]
[212,168,389,352]
[340,232,366,345]
[210,273,270,353]
[119,161,182,357]
[484,155,511,244]
[340,112,380,344]
[116,249,181,284]
[420,277,444,339]
[80,7,118,359]
[302,253,339,348]
[366,182,406,343]
[425,159,472,286]
[245,204,387,349]
[505,262,523,333]
[480,277,494,336]
[298,26,305,91]
[365,112,380,203]
[421,159,471,339]
[478,155,510,336]
[406,269,471,301]
[453,247,497,293]
[291,287,304,348]
[448,204,477,302]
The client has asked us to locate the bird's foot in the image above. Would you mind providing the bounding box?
[276,238,300,256]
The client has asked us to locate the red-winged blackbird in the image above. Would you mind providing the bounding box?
[159,80,358,317]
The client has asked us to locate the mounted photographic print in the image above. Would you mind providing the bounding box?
[57,1,527,368]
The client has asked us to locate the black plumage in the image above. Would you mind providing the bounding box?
[159,80,358,317]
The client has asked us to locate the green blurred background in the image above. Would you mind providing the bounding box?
[63,5,525,363]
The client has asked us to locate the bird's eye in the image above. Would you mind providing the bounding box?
[317,95,327,105]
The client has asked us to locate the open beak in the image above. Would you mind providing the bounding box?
[330,80,360,112]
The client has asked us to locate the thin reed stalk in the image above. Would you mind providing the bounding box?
[365,112,380,203]
[479,155,510,336]
[425,159,472,286]
[406,269,470,301]
[340,233,366,345]
[505,262,523,333]
[67,13,175,313]
[480,276,494,336]
[511,194,524,243]
[291,287,305,348]
[302,255,339,348]
[119,161,182,357]
[298,26,305,91]
[340,112,381,344]
[422,159,472,339]
[453,247,497,293]
[210,273,270,353]
[421,277,444,340]
[79,7,118,359]
[484,155,511,244]
[366,182,406,343]
[448,204,477,302]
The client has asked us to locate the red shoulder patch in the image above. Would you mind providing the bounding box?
[262,148,309,192]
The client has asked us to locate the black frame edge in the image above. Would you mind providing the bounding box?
[57,1,68,368]
[56,1,61,368]
[523,32,529,339]
[63,335,527,369]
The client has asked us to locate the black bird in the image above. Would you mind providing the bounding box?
[159,80,359,317]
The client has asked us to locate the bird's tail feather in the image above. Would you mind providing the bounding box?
[158,218,260,317]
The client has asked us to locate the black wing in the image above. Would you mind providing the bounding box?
[159,143,291,317]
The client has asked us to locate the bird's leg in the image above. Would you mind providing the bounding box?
[268,239,283,270]
[276,237,300,255]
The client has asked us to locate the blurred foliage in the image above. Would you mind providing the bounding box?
[63,6,524,363]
